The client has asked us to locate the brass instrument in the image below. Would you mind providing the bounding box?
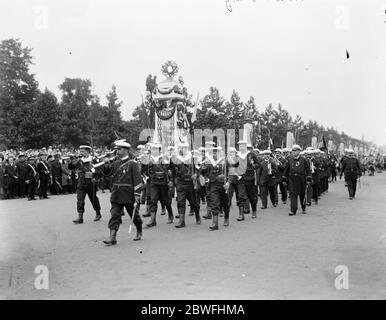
[272,153,283,166]
[96,150,116,161]
[268,161,272,175]
[310,158,315,174]
[92,155,119,168]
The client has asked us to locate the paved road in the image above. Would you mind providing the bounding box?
[1,174,386,299]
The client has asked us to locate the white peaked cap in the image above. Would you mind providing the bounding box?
[115,140,131,149]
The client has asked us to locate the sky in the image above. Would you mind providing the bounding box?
[1,0,386,145]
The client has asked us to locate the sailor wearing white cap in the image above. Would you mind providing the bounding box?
[69,144,102,224]
[235,139,260,220]
[257,149,277,210]
[283,144,312,216]
[171,141,201,228]
[200,143,230,230]
[340,147,361,200]
[291,144,302,152]
[274,147,289,204]
[101,139,143,245]
[145,141,174,228]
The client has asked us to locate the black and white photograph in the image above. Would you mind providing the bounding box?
[0,0,386,304]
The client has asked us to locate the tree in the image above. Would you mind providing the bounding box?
[92,85,124,147]
[224,90,245,129]
[19,89,62,148]
[195,87,226,130]
[59,78,96,147]
[0,38,39,148]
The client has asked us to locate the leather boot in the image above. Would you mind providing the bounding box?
[142,204,151,217]
[103,229,117,245]
[133,231,142,241]
[209,215,219,231]
[202,209,212,220]
[146,211,157,228]
[188,207,194,216]
[166,210,173,224]
[223,218,229,227]
[94,211,102,221]
[194,208,201,225]
[252,211,257,219]
[73,213,83,224]
[161,206,166,215]
[175,213,186,228]
[237,207,245,221]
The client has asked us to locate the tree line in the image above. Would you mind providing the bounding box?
[0,38,372,153]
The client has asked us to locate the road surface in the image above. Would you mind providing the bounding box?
[1,174,386,299]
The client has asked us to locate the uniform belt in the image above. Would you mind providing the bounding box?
[113,183,133,187]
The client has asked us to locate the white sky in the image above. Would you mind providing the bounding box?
[1,0,386,145]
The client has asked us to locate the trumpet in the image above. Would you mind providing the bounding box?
[92,155,119,168]
[310,159,315,174]
[96,150,116,160]
[268,161,272,175]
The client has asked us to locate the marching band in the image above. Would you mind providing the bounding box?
[0,139,381,247]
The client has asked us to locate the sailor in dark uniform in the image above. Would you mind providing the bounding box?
[257,150,278,209]
[26,155,38,200]
[36,153,50,199]
[171,142,201,228]
[273,148,288,205]
[283,145,311,216]
[68,145,101,224]
[235,140,260,221]
[340,148,361,200]
[143,143,174,227]
[201,146,229,230]
[101,140,143,245]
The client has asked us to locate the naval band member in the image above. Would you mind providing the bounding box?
[102,140,143,245]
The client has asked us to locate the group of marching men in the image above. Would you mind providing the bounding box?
[65,138,360,246]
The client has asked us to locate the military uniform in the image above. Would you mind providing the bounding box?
[146,154,174,227]
[226,149,241,210]
[171,149,201,228]
[236,149,259,220]
[340,151,361,199]
[274,153,288,205]
[283,146,311,215]
[4,161,18,199]
[36,157,50,199]
[103,156,143,233]
[257,155,278,209]
[201,152,229,230]
[26,159,38,200]
[69,153,101,223]
[16,156,28,198]
[50,157,63,195]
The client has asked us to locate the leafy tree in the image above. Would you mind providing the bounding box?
[0,38,39,148]
[224,90,245,129]
[195,87,226,130]
[19,89,62,148]
[59,78,96,147]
